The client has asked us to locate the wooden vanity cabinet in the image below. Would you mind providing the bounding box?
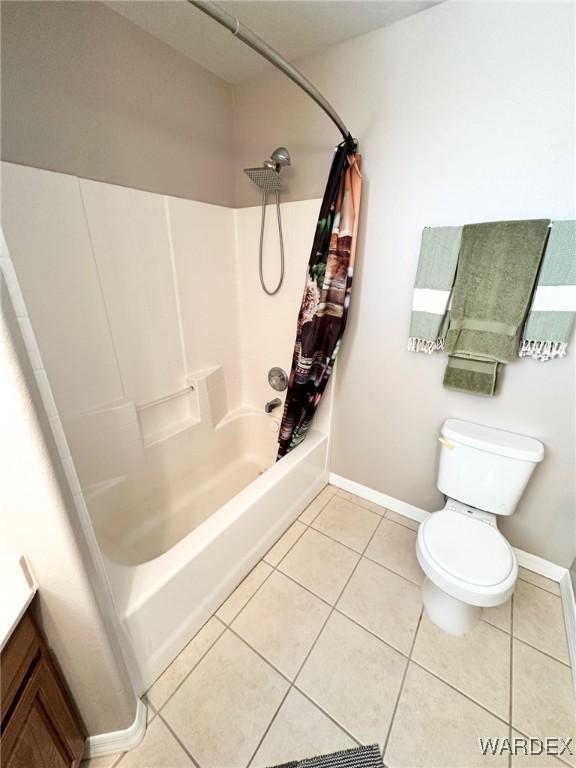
[1,608,86,768]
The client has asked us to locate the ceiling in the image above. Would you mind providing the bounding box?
[105,0,441,83]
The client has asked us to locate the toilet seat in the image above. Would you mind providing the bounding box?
[416,508,517,608]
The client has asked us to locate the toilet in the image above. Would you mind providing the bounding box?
[416,418,544,635]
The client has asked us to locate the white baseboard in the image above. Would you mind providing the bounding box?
[329,473,428,525]
[513,549,567,582]
[560,572,576,687]
[84,698,147,758]
[328,473,567,582]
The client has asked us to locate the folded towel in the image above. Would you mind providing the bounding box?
[519,220,576,361]
[407,226,463,354]
[444,219,551,395]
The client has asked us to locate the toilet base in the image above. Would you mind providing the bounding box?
[422,577,482,635]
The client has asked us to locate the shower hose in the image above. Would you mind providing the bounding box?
[259,190,285,295]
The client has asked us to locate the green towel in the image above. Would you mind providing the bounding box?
[408,226,463,353]
[519,220,576,360]
[444,219,550,395]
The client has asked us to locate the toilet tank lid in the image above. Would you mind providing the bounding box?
[441,419,544,462]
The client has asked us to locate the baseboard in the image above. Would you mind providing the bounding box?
[513,549,567,582]
[328,473,567,581]
[329,473,428,525]
[84,698,147,758]
[560,572,576,687]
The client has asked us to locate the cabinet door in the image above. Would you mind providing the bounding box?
[2,656,85,768]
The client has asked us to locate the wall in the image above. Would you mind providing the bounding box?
[0,267,137,735]
[1,1,235,206]
[233,1,576,566]
[235,198,321,410]
[1,161,241,507]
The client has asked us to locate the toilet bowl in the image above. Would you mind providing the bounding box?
[416,500,517,635]
[417,419,544,635]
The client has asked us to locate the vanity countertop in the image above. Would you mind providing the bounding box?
[0,553,37,652]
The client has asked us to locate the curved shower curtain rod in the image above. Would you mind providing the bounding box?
[186,0,358,151]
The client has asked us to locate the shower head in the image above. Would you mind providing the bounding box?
[244,165,283,192]
[243,146,291,192]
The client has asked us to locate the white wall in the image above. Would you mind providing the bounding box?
[0,267,137,735]
[235,199,321,411]
[1,162,242,499]
[233,1,576,566]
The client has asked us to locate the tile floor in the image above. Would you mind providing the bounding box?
[83,484,575,768]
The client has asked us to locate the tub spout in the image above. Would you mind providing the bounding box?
[265,398,282,414]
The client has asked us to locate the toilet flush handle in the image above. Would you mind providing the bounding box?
[438,436,455,449]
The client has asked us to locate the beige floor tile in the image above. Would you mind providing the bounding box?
[385,663,509,768]
[518,568,561,596]
[264,521,307,566]
[365,519,424,585]
[513,581,569,663]
[232,570,330,679]
[279,528,360,604]
[115,717,193,768]
[299,486,336,524]
[297,611,406,744]
[311,495,380,553]
[217,562,273,624]
[412,614,510,720]
[337,558,421,655]
[162,631,288,768]
[511,731,567,766]
[336,488,385,515]
[512,640,575,767]
[251,688,356,767]
[385,509,420,531]
[146,617,225,710]
[81,755,123,768]
[483,598,512,633]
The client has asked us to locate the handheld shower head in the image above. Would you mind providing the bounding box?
[270,147,291,169]
[242,146,291,295]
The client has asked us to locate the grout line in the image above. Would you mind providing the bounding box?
[407,658,512,727]
[144,696,157,716]
[512,726,575,768]
[380,609,423,760]
[263,519,308,568]
[146,486,567,767]
[512,636,572,669]
[153,620,227,714]
[158,713,202,768]
[292,685,362,745]
[245,495,386,766]
[107,753,126,768]
[517,576,563,598]
[508,595,514,768]
[216,562,278,625]
[297,485,337,525]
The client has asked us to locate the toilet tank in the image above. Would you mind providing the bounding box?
[437,419,544,516]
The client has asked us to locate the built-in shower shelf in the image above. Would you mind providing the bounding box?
[138,385,200,447]
[142,417,201,448]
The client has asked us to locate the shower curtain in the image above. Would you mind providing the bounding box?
[277,142,362,458]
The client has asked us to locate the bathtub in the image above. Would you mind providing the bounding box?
[92,410,329,692]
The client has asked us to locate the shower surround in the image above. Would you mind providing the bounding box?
[1,160,332,688]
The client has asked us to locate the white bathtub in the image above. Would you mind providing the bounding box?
[93,411,329,692]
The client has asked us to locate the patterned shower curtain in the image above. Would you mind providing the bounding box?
[277,142,362,458]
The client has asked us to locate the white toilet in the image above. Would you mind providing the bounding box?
[416,418,544,635]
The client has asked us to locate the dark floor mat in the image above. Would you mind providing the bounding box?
[270,744,384,768]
